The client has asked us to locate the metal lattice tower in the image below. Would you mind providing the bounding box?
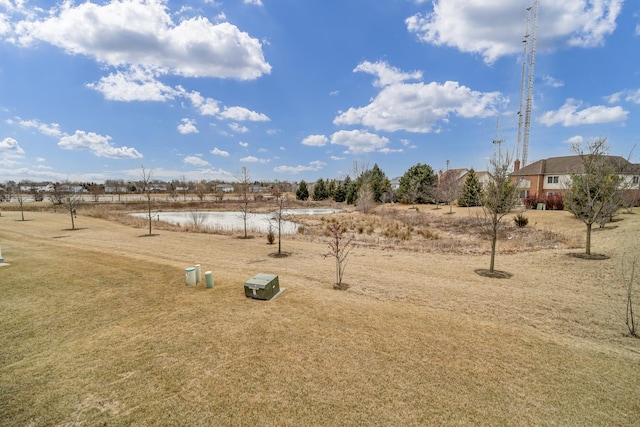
[516,6,531,164]
[522,0,539,167]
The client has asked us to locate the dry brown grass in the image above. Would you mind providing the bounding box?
[1,204,639,426]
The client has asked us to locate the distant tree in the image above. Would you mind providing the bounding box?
[296,180,309,200]
[195,181,208,201]
[271,186,287,255]
[324,222,355,290]
[565,138,628,256]
[397,163,437,205]
[140,165,154,236]
[458,169,484,207]
[61,192,83,230]
[48,182,65,212]
[360,164,391,203]
[29,184,43,202]
[236,166,253,239]
[345,176,358,205]
[356,183,375,214]
[480,152,519,274]
[333,179,347,203]
[312,178,329,201]
[114,179,126,201]
[326,179,337,200]
[87,183,103,202]
[16,191,26,221]
[180,174,188,201]
[437,169,463,214]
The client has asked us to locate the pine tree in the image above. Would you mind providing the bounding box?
[333,179,347,202]
[312,178,329,201]
[296,180,309,201]
[458,169,483,207]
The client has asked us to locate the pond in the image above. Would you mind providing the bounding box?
[130,208,344,234]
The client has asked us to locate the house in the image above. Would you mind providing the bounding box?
[510,155,640,198]
[215,183,234,193]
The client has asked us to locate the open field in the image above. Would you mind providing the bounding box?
[1,204,639,425]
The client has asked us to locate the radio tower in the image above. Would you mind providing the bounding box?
[521,0,539,168]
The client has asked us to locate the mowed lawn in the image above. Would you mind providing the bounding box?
[1,208,639,426]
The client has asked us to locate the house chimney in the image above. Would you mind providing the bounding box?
[513,159,521,172]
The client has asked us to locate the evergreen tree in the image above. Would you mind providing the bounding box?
[360,163,391,203]
[333,179,347,202]
[326,179,337,200]
[458,169,483,207]
[296,180,309,201]
[345,176,358,205]
[312,178,329,201]
[396,163,437,204]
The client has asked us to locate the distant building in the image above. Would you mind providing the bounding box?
[510,155,640,198]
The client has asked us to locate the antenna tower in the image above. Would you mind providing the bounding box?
[492,116,504,158]
[516,6,531,165]
[522,0,539,167]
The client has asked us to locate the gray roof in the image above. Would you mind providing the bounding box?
[512,155,640,176]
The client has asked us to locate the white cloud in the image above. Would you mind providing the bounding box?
[239,141,249,148]
[301,134,328,147]
[17,118,62,136]
[211,147,230,157]
[539,98,628,126]
[330,155,346,161]
[177,118,198,134]
[229,123,249,133]
[243,0,263,6]
[58,130,142,159]
[607,89,640,104]
[379,147,404,154]
[334,61,503,133]
[240,155,269,164]
[406,0,623,63]
[0,137,24,154]
[543,75,564,88]
[12,0,271,79]
[330,130,390,154]
[354,60,422,87]
[218,106,270,122]
[565,135,584,145]
[87,67,179,101]
[273,160,326,174]
[184,155,209,166]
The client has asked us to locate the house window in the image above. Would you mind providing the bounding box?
[547,176,559,184]
[633,176,639,185]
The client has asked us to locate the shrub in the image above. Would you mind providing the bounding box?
[513,213,529,228]
[523,193,564,210]
[266,227,275,244]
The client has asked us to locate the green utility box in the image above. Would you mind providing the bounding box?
[244,273,280,300]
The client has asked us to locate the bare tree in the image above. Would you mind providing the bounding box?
[622,255,638,337]
[271,186,287,255]
[437,169,462,214]
[235,167,253,238]
[480,151,519,274]
[180,174,188,201]
[16,191,27,221]
[48,182,65,211]
[87,183,103,202]
[61,192,83,230]
[324,222,355,290]
[140,166,154,236]
[565,138,628,256]
[356,184,375,214]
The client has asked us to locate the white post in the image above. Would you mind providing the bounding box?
[0,245,4,263]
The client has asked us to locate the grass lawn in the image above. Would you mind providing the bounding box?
[1,206,639,426]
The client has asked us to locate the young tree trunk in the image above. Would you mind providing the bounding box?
[69,209,75,230]
[489,224,497,273]
[586,223,592,255]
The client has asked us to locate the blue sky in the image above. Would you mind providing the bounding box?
[0,0,638,184]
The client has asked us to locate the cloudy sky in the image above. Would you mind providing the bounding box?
[1,0,638,183]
